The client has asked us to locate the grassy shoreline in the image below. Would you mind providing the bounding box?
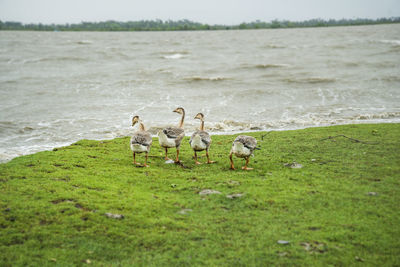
[1,123,399,266]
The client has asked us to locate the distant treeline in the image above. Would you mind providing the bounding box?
[1,17,400,31]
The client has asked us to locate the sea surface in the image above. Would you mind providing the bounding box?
[1,24,400,162]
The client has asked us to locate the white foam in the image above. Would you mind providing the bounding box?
[380,40,400,46]
[163,54,184,59]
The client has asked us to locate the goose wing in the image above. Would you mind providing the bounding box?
[163,127,184,139]
[163,127,185,146]
[234,135,257,151]
[190,130,211,146]
[131,131,152,146]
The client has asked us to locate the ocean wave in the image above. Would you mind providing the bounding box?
[183,76,230,82]
[162,53,185,59]
[0,121,18,135]
[255,63,290,69]
[76,40,93,45]
[354,112,400,120]
[239,63,290,70]
[161,51,189,59]
[372,75,400,83]
[380,40,400,46]
[157,69,173,74]
[0,122,38,137]
[23,56,87,64]
[0,142,71,163]
[207,112,400,133]
[261,44,286,49]
[232,89,275,98]
[130,41,151,45]
[344,62,360,67]
[163,50,190,55]
[282,77,337,84]
[328,44,347,49]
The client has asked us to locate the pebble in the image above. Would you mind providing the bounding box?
[177,209,193,215]
[277,240,290,245]
[284,162,303,169]
[226,193,245,199]
[227,180,240,186]
[199,189,222,196]
[105,213,124,219]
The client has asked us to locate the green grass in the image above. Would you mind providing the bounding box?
[1,123,400,266]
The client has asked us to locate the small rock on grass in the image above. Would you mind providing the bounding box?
[105,213,124,219]
[227,180,240,186]
[301,241,327,253]
[355,256,364,262]
[177,209,193,215]
[226,193,245,199]
[277,240,290,245]
[278,252,288,257]
[199,189,222,196]
[367,192,378,196]
[284,162,303,169]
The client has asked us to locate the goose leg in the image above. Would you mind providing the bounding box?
[194,151,201,165]
[206,150,215,164]
[133,152,142,166]
[164,147,170,161]
[175,149,180,163]
[229,151,235,170]
[242,157,253,170]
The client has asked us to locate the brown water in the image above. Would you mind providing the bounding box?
[1,24,400,161]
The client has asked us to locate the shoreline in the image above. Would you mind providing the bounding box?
[1,121,398,164]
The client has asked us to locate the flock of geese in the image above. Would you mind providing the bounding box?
[130,107,258,170]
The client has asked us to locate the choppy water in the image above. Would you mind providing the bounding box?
[1,24,400,162]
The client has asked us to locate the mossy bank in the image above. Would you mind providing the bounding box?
[1,124,399,266]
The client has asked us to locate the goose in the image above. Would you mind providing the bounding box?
[130,115,152,167]
[157,107,185,163]
[189,113,214,164]
[229,135,257,170]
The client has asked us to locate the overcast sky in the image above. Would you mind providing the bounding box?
[1,0,399,25]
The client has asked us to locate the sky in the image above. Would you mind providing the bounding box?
[0,0,399,25]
